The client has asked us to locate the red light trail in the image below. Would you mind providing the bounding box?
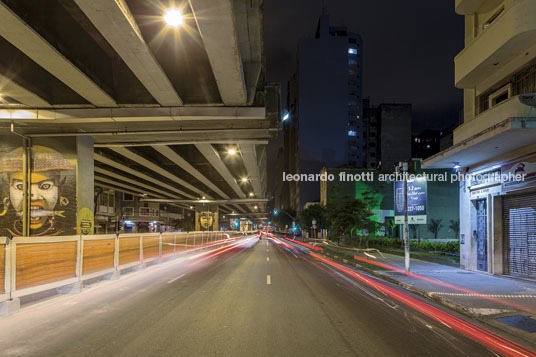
[311,252,536,357]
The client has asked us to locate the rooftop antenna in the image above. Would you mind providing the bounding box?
[322,0,328,15]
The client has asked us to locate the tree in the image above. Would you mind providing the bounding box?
[427,219,443,240]
[327,198,374,247]
[297,204,328,237]
[449,219,460,240]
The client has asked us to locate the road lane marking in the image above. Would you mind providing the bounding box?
[267,275,271,285]
[266,241,268,247]
[266,249,269,252]
[267,257,270,262]
[167,273,185,284]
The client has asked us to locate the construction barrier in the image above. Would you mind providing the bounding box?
[0,231,251,303]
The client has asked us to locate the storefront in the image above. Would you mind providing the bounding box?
[460,152,536,278]
[500,154,536,278]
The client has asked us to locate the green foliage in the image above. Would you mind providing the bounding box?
[427,218,443,239]
[365,236,459,253]
[327,198,376,247]
[449,219,460,239]
[297,204,329,230]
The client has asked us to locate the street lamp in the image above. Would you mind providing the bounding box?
[282,112,289,121]
[227,148,237,155]
[163,8,184,28]
[240,177,249,183]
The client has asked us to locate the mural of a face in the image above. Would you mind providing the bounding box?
[0,145,75,236]
[10,172,60,230]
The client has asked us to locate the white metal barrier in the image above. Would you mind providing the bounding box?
[0,231,249,303]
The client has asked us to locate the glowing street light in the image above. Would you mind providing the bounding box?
[249,192,254,197]
[282,112,289,121]
[240,177,248,183]
[254,205,258,210]
[227,148,237,155]
[163,8,184,28]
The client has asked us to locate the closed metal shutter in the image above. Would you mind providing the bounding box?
[503,192,536,278]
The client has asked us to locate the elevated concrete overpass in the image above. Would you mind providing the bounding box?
[0,0,278,235]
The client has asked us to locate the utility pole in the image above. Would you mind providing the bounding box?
[396,162,410,273]
[403,171,410,273]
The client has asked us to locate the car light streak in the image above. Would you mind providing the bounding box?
[353,255,536,315]
[311,252,536,357]
[187,238,256,267]
[283,235,323,251]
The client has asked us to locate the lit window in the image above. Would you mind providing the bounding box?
[349,59,357,66]
[348,130,357,137]
[348,48,358,55]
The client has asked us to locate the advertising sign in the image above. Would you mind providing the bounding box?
[502,154,536,193]
[394,179,427,224]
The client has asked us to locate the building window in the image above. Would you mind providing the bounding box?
[348,130,357,137]
[348,69,357,76]
[348,100,357,106]
[488,83,511,108]
[123,193,134,201]
[348,48,358,55]
[139,207,150,216]
[123,207,134,216]
[349,59,357,66]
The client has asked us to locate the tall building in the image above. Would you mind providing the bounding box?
[288,14,363,208]
[424,0,536,278]
[363,101,412,171]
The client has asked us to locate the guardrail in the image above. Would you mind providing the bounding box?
[0,231,248,305]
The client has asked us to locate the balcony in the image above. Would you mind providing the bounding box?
[455,0,536,89]
[454,95,534,144]
[455,0,486,15]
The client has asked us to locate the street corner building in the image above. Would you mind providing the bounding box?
[424,0,536,278]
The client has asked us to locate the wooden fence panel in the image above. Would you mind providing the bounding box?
[16,242,77,290]
[119,237,140,266]
[175,233,188,250]
[143,235,159,259]
[161,234,174,255]
[82,239,115,275]
[0,244,4,294]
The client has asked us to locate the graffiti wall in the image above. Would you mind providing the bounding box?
[0,137,77,237]
[195,208,219,231]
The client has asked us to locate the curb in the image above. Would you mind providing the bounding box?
[320,252,474,319]
[316,251,536,348]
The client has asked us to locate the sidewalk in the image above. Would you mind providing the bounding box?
[321,245,536,345]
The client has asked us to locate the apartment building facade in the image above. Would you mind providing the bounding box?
[424,0,536,278]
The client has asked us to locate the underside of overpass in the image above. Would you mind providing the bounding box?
[0,0,278,226]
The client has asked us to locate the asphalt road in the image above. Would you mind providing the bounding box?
[0,236,510,356]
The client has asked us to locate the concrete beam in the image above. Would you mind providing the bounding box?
[152,145,230,199]
[239,143,263,197]
[110,147,210,198]
[0,74,51,107]
[189,0,247,105]
[95,166,179,199]
[0,106,265,123]
[195,144,246,199]
[95,175,166,198]
[96,139,269,148]
[0,1,117,107]
[95,153,194,199]
[74,0,182,106]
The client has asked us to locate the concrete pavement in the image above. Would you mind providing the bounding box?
[0,235,517,356]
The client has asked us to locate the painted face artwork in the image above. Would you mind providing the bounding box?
[10,173,60,230]
[0,145,75,236]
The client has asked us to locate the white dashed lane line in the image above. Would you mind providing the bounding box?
[267,275,271,285]
[167,274,185,284]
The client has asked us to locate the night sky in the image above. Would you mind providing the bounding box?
[264,0,465,133]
